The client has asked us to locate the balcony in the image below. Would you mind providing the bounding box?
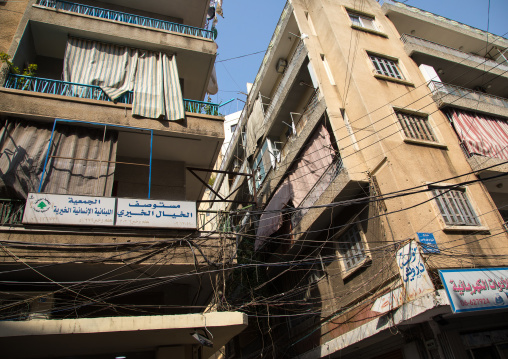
[36,0,214,40]
[16,2,216,100]
[263,40,308,128]
[429,80,508,119]
[291,157,344,228]
[4,74,220,116]
[401,34,508,76]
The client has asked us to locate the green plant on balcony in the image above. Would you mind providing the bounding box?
[0,52,37,88]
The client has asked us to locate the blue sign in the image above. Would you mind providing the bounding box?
[417,232,440,254]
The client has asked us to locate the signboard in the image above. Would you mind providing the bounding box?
[372,241,435,313]
[371,287,404,314]
[396,240,435,301]
[439,267,508,313]
[23,193,115,226]
[116,198,196,229]
[417,232,440,254]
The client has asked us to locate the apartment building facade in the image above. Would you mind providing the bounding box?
[0,1,247,358]
[209,0,508,358]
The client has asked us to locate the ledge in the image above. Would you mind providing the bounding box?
[374,74,415,87]
[351,25,388,38]
[442,225,490,234]
[403,138,448,150]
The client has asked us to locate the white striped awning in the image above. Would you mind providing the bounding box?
[448,109,508,160]
[64,38,184,121]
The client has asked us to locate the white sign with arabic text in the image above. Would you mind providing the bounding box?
[23,193,115,226]
[116,198,196,229]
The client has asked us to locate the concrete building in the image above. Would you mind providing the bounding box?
[0,0,247,358]
[207,0,508,358]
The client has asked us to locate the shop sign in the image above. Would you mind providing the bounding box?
[396,240,435,301]
[116,198,196,229]
[373,241,435,313]
[439,268,508,313]
[23,193,115,226]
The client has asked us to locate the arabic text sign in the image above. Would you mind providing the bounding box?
[23,193,115,226]
[116,198,196,229]
[417,232,440,254]
[397,241,435,302]
[372,287,404,314]
[439,268,508,313]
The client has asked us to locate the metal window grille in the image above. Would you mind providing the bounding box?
[396,112,436,142]
[337,225,367,272]
[432,188,480,226]
[369,55,404,80]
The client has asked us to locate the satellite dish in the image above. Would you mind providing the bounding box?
[207,7,216,20]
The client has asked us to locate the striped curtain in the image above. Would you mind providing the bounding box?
[63,38,184,121]
[133,51,184,121]
[63,38,138,100]
[43,125,118,197]
[448,109,508,160]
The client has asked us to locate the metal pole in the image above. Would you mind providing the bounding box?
[38,119,58,193]
[148,130,153,199]
[95,125,107,196]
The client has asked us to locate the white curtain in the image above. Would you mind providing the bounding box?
[64,38,184,121]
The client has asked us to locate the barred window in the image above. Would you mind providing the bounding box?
[432,187,480,226]
[396,111,436,142]
[348,12,377,31]
[336,225,367,272]
[369,54,404,80]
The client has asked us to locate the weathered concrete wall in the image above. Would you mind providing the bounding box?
[0,0,29,54]
[0,88,224,139]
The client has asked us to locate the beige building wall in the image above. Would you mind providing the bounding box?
[282,0,508,344]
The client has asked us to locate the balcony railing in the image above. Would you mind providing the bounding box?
[0,199,25,226]
[36,0,214,40]
[4,74,220,115]
[401,34,508,71]
[429,80,508,109]
[280,89,320,161]
[291,157,344,228]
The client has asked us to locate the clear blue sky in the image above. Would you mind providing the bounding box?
[211,0,508,116]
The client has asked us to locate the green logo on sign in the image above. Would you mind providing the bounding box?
[33,198,51,213]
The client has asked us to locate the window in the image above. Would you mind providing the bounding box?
[431,187,480,226]
[348,12,377,31]
[336,225,367,272]
[396,111,436,142]
[252,139,279,188]
[230,124,237,134]
[369,54,404,80]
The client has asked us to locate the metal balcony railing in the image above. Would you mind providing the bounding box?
[291,157,344,228]
[280,89,320,161]
[36,0,214,40]
[0,199,25,226]
[4,74,220,115]
[429,80,508,109]
[401,34,508,71]
[197,210,233,233]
